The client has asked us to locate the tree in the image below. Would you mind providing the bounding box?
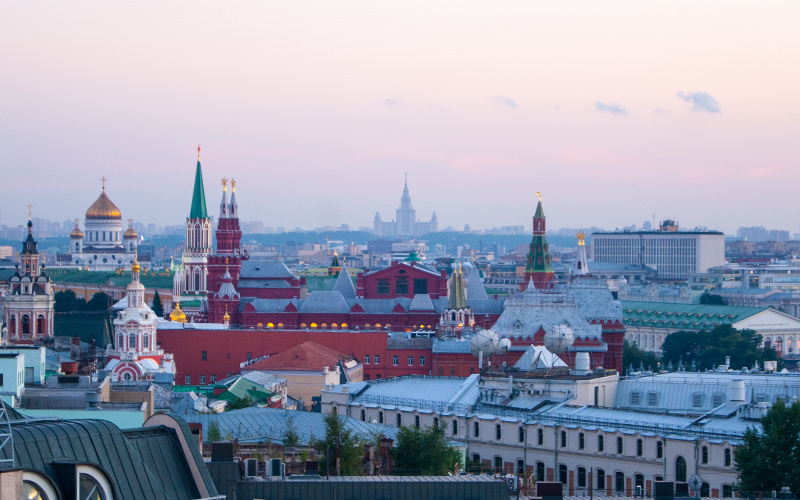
[736,399,800,495]
[313,410,364,476]
[54,289,87,312]
[393,425,461,475]
[700,292,728,305]
[283,417,299,447]
[86,292,112,311]
[622,341,659,372]
[207,420,222,443]
[661,325,777,371]
[227,395,254,410]
[151,290,164,317]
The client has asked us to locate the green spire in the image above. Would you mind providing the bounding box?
[534,199,545,218]
[189,145,208,219]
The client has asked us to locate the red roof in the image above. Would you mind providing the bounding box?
[244,341,352,372]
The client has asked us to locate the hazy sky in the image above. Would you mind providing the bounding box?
[1,2,798,234]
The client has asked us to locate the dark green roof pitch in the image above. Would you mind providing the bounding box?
[534,199,545,218]
[190,158,208,219]
[622,301,766,330]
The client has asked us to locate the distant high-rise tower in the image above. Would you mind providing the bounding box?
[396,174,415,237]
[373,175,438,238]
[521,193,554,291]
[174,146,213,308]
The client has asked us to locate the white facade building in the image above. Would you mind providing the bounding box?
[592,223,725,280]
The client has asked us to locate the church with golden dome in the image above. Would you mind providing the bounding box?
[69,180,139,271]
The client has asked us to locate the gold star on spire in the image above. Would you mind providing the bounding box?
[27,203,33,220]
[537,191,541,202]
[221,177,228,190]
[101,177,107,190]
[231,178,236,192]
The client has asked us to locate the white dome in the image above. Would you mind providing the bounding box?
[497,338,511,355]
[470,329,500,357]
[544,323,575,354]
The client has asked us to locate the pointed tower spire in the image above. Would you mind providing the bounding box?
[521,192,554,291]
[219,178,228,219]
[229,178,238,218]
[190,145,208,219]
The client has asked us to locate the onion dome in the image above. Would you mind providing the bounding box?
[131,259,141,273]
[169,302,187,323]
[70,220,83,238]
[124,225,138,239]
[223,309,231,322]
[86,189,122,220]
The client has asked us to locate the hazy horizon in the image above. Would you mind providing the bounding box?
[2,2,798,235]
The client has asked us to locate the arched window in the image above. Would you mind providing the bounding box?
[37,315,46,335]
[657,440,663,458]
[473,421,480,437]
[77,464,113,500]
[331,323,338,328]
[22,472,58,500]
[267,322,274,328]
[536,462,545,482]
[377,280,389,295]
[577,467,587,488]
[143,334,149,349]
[9,315,15,335]
[675,455,687,482]
[596,468,606,490]
[635,474,644,495]
[495,424,502,440]
[538,428,544,445]
[558,464,568,484]
[320,323,327,328]
[452,420,458,436]
[701,482,710,497]
[724,448,732,466]
[615,472,625,493]
[375,323,382,328]
[396,413,402,427]
[395,277,408,294]
[21,314,30,336]
[701,445,709,463]
[277,322,284,328]
[598,435,605,451]
[129,333,136,350]
[310,322,318,328]
[340,322,347,329]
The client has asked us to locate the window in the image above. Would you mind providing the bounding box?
[365,355,370,364]
[579,432,585,450]
[414,415,420,428]
[597,469,606,490]
[648,391,659,406]
[185,375,191,384]
[517,459,524,476]
[675,456,687,482]
[395,278,408,294]
[598,435,605,452]
[657,440,663,458]
[536,462,545,482]
[561,431,567,448]
[393,355,398,366]
[538,428,544,445]
[77,465,113,500]
[635,474,644,496]
[692,393,704,408]
[637,438,643,457]
[713,392,725,406]
[396,414,402,427]
[378,411,384,424]
[452,420,458,436]
[199,375,206,384]
[143,334,149,349]
[450,367,455,376]
[578,467,587,488]
[615,472,625,493]
[494,456,503,474]
[129,333,136,349]
[559,464,568,484]
[631,391,640,405]
[723,485,733,498]
[201,350,207,360]
[701,482,710,497]
[617,436,624,454]
[360,409,366,421]
[495,424,502,440]
[408,356,413,366]
[701,445,709,464]
[414,279,428,294]
[377,280,390,295]
[210,374,216,383]
[724,448,732,466]
[518,426,525,443]
[474,421,480,438]
[374,354,380,364]
[247,352,252,361]
[420,355,425,366]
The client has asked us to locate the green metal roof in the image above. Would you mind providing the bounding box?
[2,418,218,500]
[622,301,766,330]
[48,269,174,289]
[534,199,545,218]
[215,377,273,405]
[189,158,208,219]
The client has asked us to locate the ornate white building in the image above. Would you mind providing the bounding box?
[105,259,175,382]
[3,216,55,344]
[69,181,138,271]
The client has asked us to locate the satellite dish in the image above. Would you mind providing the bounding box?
[688,475,702,493]
[470,329,500,357]
[498,338,511,355]
[544,323,575,354]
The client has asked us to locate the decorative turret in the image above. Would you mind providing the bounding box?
[20,205,40,278]
[228,178,238,218]
[439,262,474,336]
[170,302,187,323]
[521,192,554,291]
[190,146,208,220]
[219,177,229,219]
[328,250,342,276]
[177,145,213,300]
[574,232,589,276]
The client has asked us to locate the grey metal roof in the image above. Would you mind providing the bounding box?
[409,293,435,311]
[345,374,481,413]
[333,266,357,299]
[240,260,295,278]
[249,298,302,313]
[513,345,568,370]
[466,270,490,301]
[298,291,351,313]
[565,279,623,321]
[388,337,433,350]
[432,338,473,354]
[2,418,217,500]
[181,407,402,444]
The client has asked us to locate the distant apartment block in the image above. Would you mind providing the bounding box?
[591,220,725,280]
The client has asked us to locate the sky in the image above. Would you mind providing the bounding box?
[1,1,799,235]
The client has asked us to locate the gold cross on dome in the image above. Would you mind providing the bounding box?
[221,177,228,190]
[27,203,33,220]
[231,179,236,191]
[101,176,107,190]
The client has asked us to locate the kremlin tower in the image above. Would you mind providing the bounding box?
[521,193,555,291]
[173,146,213,317]
[207,177,246,325]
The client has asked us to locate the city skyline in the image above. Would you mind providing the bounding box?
[2,2,798,234]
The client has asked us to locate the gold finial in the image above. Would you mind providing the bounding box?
[537,191,541,202]
[221,177,228,191]
[74,218,79,226]
[576,232,586,245]
[101,177,107,190]
[197,144,201,161]
[231,178,236,192]
[128,217,134,228]
[27,203,33,220]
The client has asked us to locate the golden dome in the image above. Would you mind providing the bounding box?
[124,226,138,239]
[170,302,187,323]
[70,225,84,238]
[86,190,122,220]
[131,259,140,273]
[223,311,231,321]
